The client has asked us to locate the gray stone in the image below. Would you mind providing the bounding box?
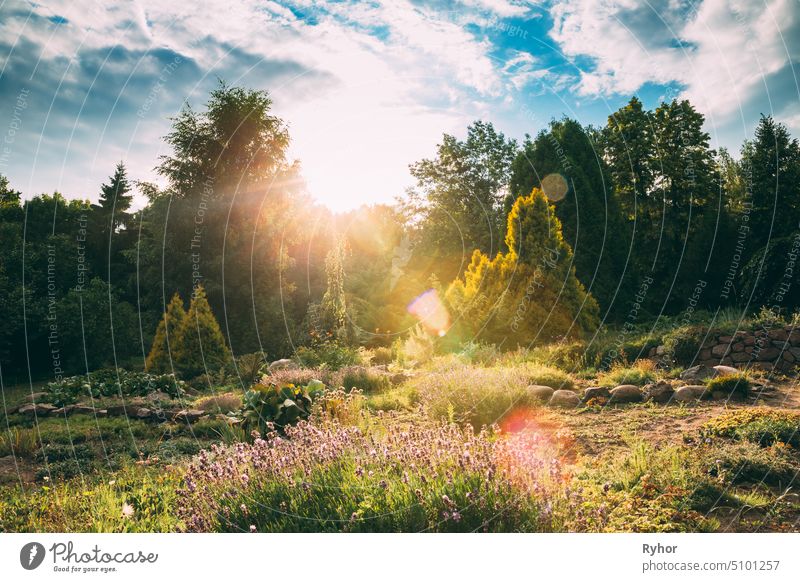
[18,403,57,416]
[582,386,610,402]
[527,385,555,402]
[269,358,298,371]
[173,409,205,423]
[712,365,739,377]
[673,385,709,402]
[680,365,717,382]
[643,381,674,404]
[756,347,781,361]
[609,385,643,404]
[549,390,581,409]
[730,351,752,363]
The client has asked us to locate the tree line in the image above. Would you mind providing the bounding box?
[1,81,798,382]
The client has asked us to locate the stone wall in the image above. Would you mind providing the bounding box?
[648,326,800,373]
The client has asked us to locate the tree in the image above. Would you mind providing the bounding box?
[157,80,292,199]
[742,115,800,255]
[174,285,231,378]
[446,188,599,347]
[145,292,187,373]
[89,162,134,285]
[405,121,518,283]
[509,118,628,315]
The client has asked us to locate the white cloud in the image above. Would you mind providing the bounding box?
[550,0,799,122]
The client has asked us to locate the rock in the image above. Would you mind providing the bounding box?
[18,403,57,416]
[718,335,734,344]
[24,392,48,403]
[680,365,717,382]
[711,344,731,357]
[72,405,99,415]
[146,391,171,402]
[269,358,298,371]
[732,342,745,352]
[743,336,756,346]
[713,365,739,377]
[711,390,728,401]
[782,350,795,362]
[730,351,752,363]
[756,347,781,361]
[527,385,555,402]
[173,409,205,423]
[216,414,243,426]
[655,345,666,356]
[132,407,152,419]
[643,381,674,404]
[549,390,581,409]
[673,385,709,402]
[769,329,788,341]
[609,385,643,404]
[699,348,712,360]
[790,347,800,359]
[51,405,76,415]
[106,405,128,417]
[582,386,610,402]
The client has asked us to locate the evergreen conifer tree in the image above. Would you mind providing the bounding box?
[174,285,231,378]
[145,292,187,373]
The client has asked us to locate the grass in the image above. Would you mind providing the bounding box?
[194,392,242,414]
[704,373,752,398]
[597,360,657,387]
[700,408,800,448]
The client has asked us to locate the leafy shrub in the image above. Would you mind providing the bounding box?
[242,380,325,434]
[176,419,574,532]
[235,352,267,386]
[295,343,360,370]
[751,305,786,329]
[597,360,656,387]
[700,409,800,448]
[661,326,702,366]
[45,371,185,406]
[398,325,436,366]
[704,373,751,398]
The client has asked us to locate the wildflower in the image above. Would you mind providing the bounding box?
[452,511,461,522]
[249,525,257,533]
[122,502,135,518]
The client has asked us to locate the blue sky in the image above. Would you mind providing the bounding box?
[1,0,798,211]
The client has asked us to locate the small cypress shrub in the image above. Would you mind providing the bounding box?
[174,285,231,378]
[145,292,187,373]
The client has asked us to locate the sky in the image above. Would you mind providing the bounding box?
[1,0,799,212]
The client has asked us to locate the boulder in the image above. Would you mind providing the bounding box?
[680,365,717,383]
[131,407,152,420]
[106,405,128,417]
[743,336,756,346]
[769,329,789,341]
[549,390,581,409]
[269,358,298,371]
[17,403,57,416]
[730,352,751,363]
[172,409,205,423]
[609,385,643,404]
[582,386,610,402]
[643,381,674,404]
[527,385,555,402]
[72,405,99,415]
[712,365,740,377]
[718,335,734,344]
[673,385,709,403]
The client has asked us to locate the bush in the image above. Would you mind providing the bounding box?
[337,367,391,393]
[456,341,499,366]
[398,325,436,366]
[704,373,751,398]
[371,347,393,365]
[0,427,39,457]
[661,326,703,366]
[242,380,325,434]
[700,409,800,448]
[295,343,360,370]
[176,419,572,532]
[235,352,267,385]
[45,371,186,406]
[408,364,569,429]
[702,441,799,487]
[597,360,656,387]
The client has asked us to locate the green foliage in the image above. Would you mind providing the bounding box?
[0,427,39,457]
[45,370,185,406]
[447,189,599,346]
[398,325,436,366]
[597,360,657,387]
[338,367,390,393]
[703,441,799,487]
[294,342,361,370]
[174,286,231,378]
[235,352,267,386]
[700,409,800,448]
[242,379,325,433]
[146,293,187,373]
[704,373,752,398]
[194,392,243,414]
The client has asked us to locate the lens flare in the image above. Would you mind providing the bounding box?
[541,173,568,201]
[407,288,450,335]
